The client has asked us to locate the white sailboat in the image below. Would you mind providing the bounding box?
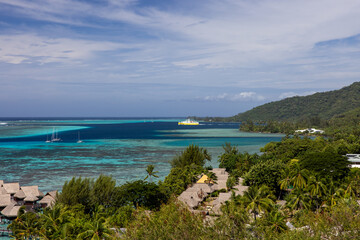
[77,131,83,143]
[51,128,62,142]
[45,135,51,143]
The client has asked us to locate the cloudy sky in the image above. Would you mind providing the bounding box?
[1,0,360,117]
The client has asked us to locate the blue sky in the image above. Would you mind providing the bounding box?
[1,0,360,117]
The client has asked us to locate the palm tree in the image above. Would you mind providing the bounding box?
[290,164,309,190]
[327,186,345,208]
[39,204,71,239]
[144,164,159,182]
[344,180,358,198]
[76,216,113,240]
[243,185,274,221]
[8,207,40,240]
[266,209,288,233]
[306,175,327,210]
[286,188,311,212]
[279,167,291,191]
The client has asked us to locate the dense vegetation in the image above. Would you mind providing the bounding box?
[232,81,360,122]
[7,134,360,239]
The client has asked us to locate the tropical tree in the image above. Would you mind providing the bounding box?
[262,208,288,233]
[243,159,286,196]
[290,164,309,190]
[243,185,274,221]
[8,207,40,240]
[144,164,159,181]
[76,216,113,240]
[39,204,72,239]
[286,188,311,212]
[171,144,211,168]
[306,175,327,210]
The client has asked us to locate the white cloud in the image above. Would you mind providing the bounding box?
[202,92,265,102]
[0,34,127,64]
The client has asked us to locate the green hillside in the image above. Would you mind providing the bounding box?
[232,82,360,121]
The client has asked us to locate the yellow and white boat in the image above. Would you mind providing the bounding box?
[178,119,199,125]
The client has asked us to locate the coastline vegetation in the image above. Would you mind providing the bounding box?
[7,127,360,239]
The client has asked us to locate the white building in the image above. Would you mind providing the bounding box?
[295,128,324,134]
[346,154,360,168]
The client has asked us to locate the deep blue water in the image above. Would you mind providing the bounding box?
[0,118,284,192]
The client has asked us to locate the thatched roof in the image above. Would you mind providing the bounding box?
[21,186,44,198]
[209,168,229,191]
[2,183,20,194]
[14,189,26,199]
[0,194,12,207]
[213,192,232,205]
[213,180,227,191]
[24,195,38,202]
[47,191,57,199]
[178,191,203,209]
[39,194,56,207]
[191,183,214,194]
[178,195,200,209]
[1,204,21,218]
[210,168,226,175]
[232,179,248,196]
[0,186,7,195]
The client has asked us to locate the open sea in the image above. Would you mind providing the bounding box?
[0,118,284,192]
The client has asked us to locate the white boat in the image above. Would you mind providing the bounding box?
[77,131,83,143]
[178,119,199,125]
[51,128,62,142]
[45,135,51,143]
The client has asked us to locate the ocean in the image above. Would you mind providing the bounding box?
[0,118,284,192]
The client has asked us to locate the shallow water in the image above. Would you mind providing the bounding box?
[0,118,284,192]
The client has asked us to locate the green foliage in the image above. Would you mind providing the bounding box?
[300,152,350,181]
[116,180,168,210]
[144,164,159,181]
[161,163,204,195]
[91,175,116,208]
[257,206,288,233]
[232,82,360,121]
[209,199,248,239]
[244,160,286,194]
[123,200,208,240]
[242,185,275,221]
[171,144,211,168]
[260,136,326,161]
[108,205,135,228]
[8,207,40,240]
[218,143,256,176]
[57,177,93,211]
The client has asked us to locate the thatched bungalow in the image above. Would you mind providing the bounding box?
[191,183,214,194]
[232,178,249,196]
[178,191,203,209]
[2,183,20,197]
[210,168,229,191]
[0,181,52,220]
[1,204,21,220]
[39,191,57,208]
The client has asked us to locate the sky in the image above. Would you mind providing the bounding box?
[1,0,360,117]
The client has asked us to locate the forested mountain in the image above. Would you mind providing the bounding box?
[231,82,360,121]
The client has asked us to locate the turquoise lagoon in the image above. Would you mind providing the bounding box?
[0,118,284,192]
